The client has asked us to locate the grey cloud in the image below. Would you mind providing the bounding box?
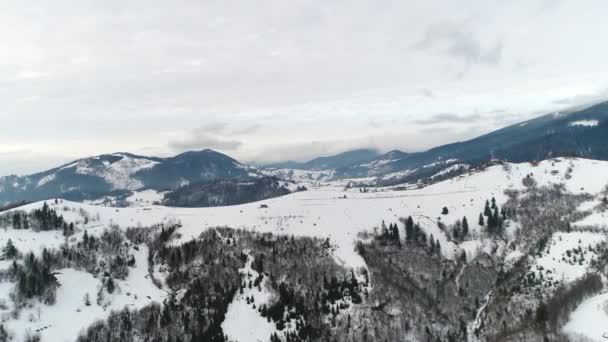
[415,113,482,125]
[413,21,503,66]
[231,124,261,135]
[168,128,243,151]
[196,122,230,134]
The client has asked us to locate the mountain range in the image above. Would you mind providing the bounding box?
[1,100,607,204]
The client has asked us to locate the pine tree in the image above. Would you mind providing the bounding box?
[479,213,485,226]
[380,221,389,240]
[452,225,460,240]
[405,216,415,242]
[107,276,115,294]
[462,217,469,237]
[484,200,492,217]
[414,223,421,243]
[4,239,17,259]
[442,207,449,215]
[493,207,501,235]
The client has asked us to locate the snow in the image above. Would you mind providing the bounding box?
[378,169,416,181]
[36,174,56,188]
[4,269,104,342]
[575,210,608,229]
[568,120,599,127]
[0,228,65,258]
[432,164,469,178]
[563,291,608,341]
[2,157,608,340]
[1,245,166,342]
[532,232,605,285]
[260,168,334,184]
[125,190,166,207]
[222,253,277,342]
[66,154,159,190]
[109,245,168,308]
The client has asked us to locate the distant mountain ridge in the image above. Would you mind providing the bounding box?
[2,100,608,203]
[332,101,608,184]
[265,149,380,171]
[0,149,254,204]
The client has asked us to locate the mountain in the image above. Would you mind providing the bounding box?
[0,149,254,204]
[265,148,380,171]
[336,101,608,183]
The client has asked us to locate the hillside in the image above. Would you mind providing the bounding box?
[265,149,381,171]
[333,101,608,183]
[0,157,607,341]
[162,177,296,207]
[0,150,255,204]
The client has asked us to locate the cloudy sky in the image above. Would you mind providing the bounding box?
[1,0,608,175]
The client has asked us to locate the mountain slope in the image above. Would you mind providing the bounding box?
[266,148,380,170]
[338,101,608,183]
[0,150,254,203]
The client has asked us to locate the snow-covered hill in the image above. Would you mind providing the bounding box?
[0,150,257,205]
[1,157,608,341]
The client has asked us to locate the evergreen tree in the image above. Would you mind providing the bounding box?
[380,221,389,240]
[493,207,501,235]
[478,213,485,226]
[462,217,469,237]
[452,225,460,240]
[484,200,492,217]
[4,239,17,259]
[107,276,115,294]
[414,223,421,243]
[405,216,415,242]
[83,230,89,247]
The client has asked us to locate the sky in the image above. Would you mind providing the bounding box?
[1,0,608,175]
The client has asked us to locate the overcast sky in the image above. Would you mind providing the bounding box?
[1,0,608,175]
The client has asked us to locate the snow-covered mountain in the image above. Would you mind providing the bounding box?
[0,150,256,204]
[271,101,608,185]
[1,157,608,341]
[3,101,608,206]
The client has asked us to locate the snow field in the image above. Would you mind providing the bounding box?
[222,252,278,342]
